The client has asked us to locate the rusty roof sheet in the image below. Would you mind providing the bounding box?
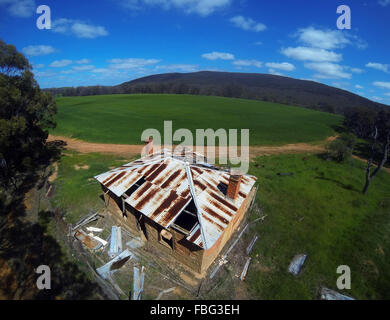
[95,151,257,250]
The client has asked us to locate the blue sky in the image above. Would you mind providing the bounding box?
[0,0,389,105]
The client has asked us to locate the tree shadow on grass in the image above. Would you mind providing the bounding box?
[0,140,108,300]
[0,198,104,299]
[314,176,359,193]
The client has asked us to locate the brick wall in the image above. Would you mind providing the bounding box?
[101,183,257,275]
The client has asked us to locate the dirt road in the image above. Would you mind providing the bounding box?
[48,134,390,173]
[48,135,327,158]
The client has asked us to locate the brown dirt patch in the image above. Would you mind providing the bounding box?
[179,272,200,287]
[74,164,90,170]
[48,135,390,173]
[48,135,327,158]
[48,162,58,182]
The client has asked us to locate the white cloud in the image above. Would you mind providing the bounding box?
[119,0,231,16]
[52,18,109,39]
[49,60,73,68]
[371,96,383,102]
[32,63,44,69]
[265,62,295,72]
[0,0,35,18]
[366,62,389,73]
[349,67,364,74]
[75,59,91,64]
[230,16,267,32]
[385,92,390,96]
[201,52,235,60]
[233,59,262,68]
[296,27,351,50]
[379,0,390,7]
[304,62,352,79]
[34,69,58,78]
[72,65,95,71]
[156,64,198,72]
[355,84,364,89]
[268,69,284,76]
[108,58,160,69]
[22,45,56,56]
[60,70,76,75]
[373,81,390,90]
[281,46,342,62]
[295,26,367,50]
[253,41,262,46]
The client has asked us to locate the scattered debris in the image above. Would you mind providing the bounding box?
[74,229,102,251]
[209,259,228,279]
[246,235,258,255]
[240,257,252,281]
[72,212,100,231]
[249,185,259,212]
[288,254,307,276]
[251,215,267,224]
[209,223,249,279]
[320,287,355,300]
[224,224,249,259]
[89,233,108,247]
[155,287,176,300]
[133,266,146,300]
[86,226,103,233]
[126,237,143,250]
[108,226,122,258]
[45,184,55,198]
[96,249,134,280]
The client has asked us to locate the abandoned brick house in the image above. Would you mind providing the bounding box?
[94,148,257,274]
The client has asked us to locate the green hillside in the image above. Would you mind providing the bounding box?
[51,94,342,145]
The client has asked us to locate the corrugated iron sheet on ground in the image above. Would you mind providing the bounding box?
[74,229,101,250]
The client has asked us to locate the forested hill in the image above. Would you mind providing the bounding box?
[44,71,388,115]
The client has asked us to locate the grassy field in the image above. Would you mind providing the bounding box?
[50,151,131,224]
[52,150,390,299]
[52,94,342,146]
[247,154,390,299]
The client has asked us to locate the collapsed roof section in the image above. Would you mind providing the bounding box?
[95,150,257,250]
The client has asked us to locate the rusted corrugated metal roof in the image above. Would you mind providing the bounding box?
[95,150,257,250]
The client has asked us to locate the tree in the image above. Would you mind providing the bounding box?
[0,39,57,198]
[362,111,390,194]
[325,133,357,162]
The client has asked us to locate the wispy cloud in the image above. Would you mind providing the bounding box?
[304,62,352,79]
[118,0,231,16]
[295,26,367,50]
[295,27,351,50]
[281,47,342,62]
[72,65,95,71]
[201,52,235,60]
[155,64,198,72]
[265,62,295,72]
[49,60,73,68]
[0,0,35,18]
[22,45,56,56]
[75,59,91,64]
[379,0,390,7]
[373,81,390,90]
[52,18,109,39]
[366,62,389,73]
[233,59,262,68]
[230,16,267,32]
[32,63,45,69]
[107,58,160,69]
